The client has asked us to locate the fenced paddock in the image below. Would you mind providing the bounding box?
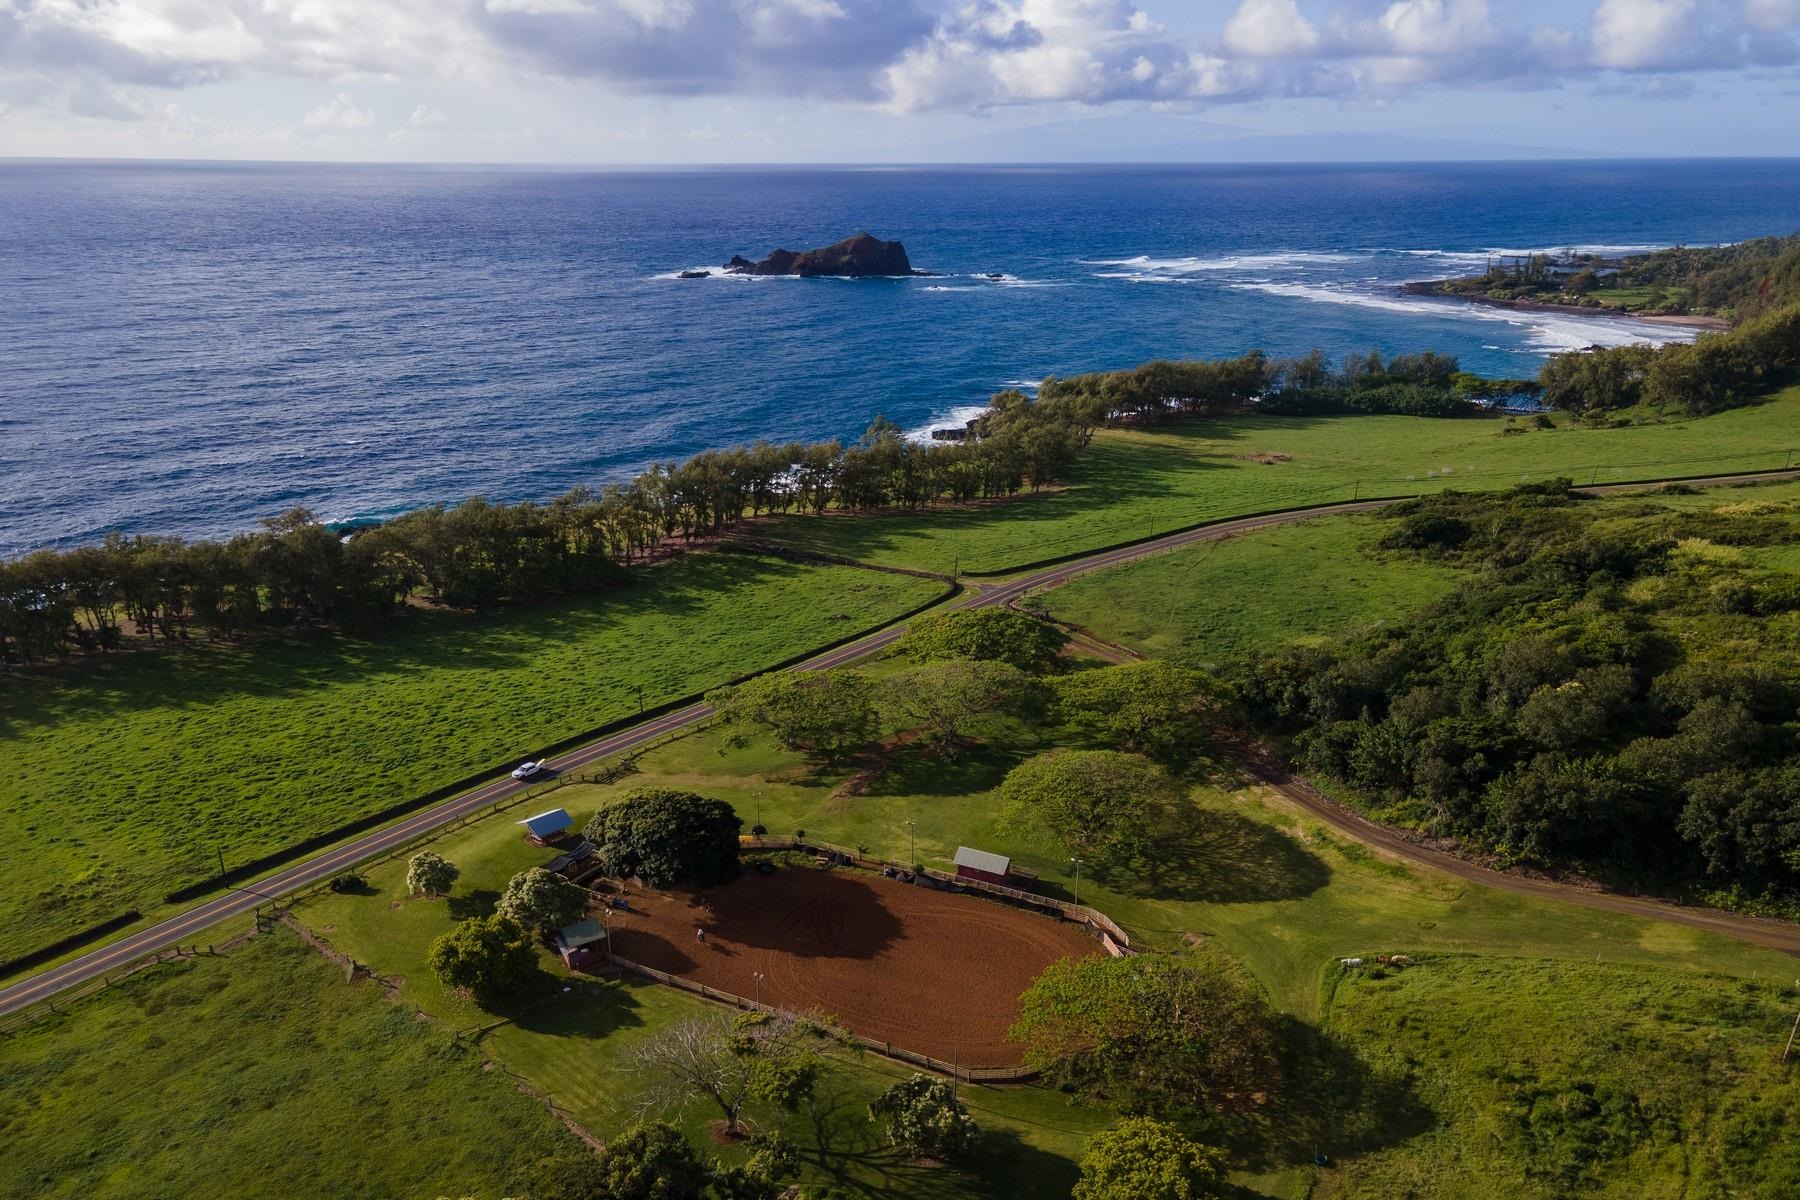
[604,864,1097,1068]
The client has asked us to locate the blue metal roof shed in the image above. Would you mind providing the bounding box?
[519,808,575,840]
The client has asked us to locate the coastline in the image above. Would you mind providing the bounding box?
[1400,281,1732,331]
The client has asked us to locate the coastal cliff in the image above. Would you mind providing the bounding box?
[723,231,922,277]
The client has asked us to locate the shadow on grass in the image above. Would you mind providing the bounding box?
[862,740,1035,799]
[447,888,501,921]
[1092,804,1331,903]
[1244,1016,1436,1171]
[492,973,651,1040]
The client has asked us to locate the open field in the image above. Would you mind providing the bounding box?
[0,552,944,966]
[1041,514,1459,662]
[754,387,1800,574]
[608,864,1097,1065]
[0,929,591,1200]
[1318,954,1800,1199]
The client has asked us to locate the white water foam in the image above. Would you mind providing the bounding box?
[1229,280,1698,353]
[903,403,991,444]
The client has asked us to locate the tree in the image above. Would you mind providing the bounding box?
[901,608,1070,672]
[496,866,589,935]
[708,1132,800,1200]
[588,1122,710,1200]
[405,850,459,898]
[585,790,743,888]
[1009,955,1279,1109]
[1051,659,1211,762]
[886,660,1036,758]
[868,1074,982,1161]
[427,914,539,1006]
[999,749,1178,863]
[633,1011,824,1137]
[708,670,880,763]
[1073,1118,1228,1200]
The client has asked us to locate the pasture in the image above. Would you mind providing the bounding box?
[0,552,943,966]
[0,930,592,1200]
[755,387,1800,574]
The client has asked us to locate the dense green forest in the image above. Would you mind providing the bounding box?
[1418,232,1800,320]
[1225,481,1800,903]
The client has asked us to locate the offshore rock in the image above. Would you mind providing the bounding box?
[723,231,924,277]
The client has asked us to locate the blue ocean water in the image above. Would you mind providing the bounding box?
[3,158,1799,556]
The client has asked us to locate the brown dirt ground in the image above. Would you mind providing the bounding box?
[605,865,1097,1066]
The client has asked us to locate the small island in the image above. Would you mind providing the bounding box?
[720,231,925,277]
[1401,234,1800,330]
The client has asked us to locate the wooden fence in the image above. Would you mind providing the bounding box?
[608,953,1037,1084]
[740,835,1134,954]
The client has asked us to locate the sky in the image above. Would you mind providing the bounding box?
[1,0,1798,162]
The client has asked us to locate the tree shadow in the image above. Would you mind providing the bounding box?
[492,971,652,1039]
[861,740,1033,798]
[446,887,500,920]
[1237,1016,1436,1173]
[609,868,904,969]
[1091,803,1331,903]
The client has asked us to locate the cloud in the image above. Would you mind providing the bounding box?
[302,91,375,129]
[1,0,1798,122]
[1221,0,1320,58]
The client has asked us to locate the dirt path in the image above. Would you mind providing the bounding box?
[7,467,1799,1015]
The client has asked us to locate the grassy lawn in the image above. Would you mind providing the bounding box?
[1317,955,1800,1199]
[1039,514,1460,662]
[0,929,592,1200]
[0,552,944,966]
[753,388,1800,575]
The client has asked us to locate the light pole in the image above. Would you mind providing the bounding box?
[755,790,763,831]
[905,820,917,867]
[1070,856,1083,907]
[753,971,765,1007]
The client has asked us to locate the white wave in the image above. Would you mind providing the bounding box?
[903,404,991,445]
[649,266,802,282]
[1230,280,1698,353]
[1001,378,1044,391]
[1087,250,1360,277]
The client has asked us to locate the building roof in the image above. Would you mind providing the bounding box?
[953,846,1011,876]
[557,918,607,949]
[544,840,596,874]
[518,808,575,838]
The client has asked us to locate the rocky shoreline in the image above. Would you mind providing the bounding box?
[1401,280,1730,330]
[681,231,927,279]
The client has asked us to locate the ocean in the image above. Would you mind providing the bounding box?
[4,158,1799,556]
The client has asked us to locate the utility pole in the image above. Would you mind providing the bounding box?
[1070,856,1083,907]
[906,820,917,867]
[634,683,644,714]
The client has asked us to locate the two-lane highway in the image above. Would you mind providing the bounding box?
[5,469,1797,1015]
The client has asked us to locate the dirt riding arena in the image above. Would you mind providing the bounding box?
[605,865,1097,1066]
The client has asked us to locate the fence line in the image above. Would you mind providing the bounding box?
[607,953,1036,1084]
[740,835,1133,951]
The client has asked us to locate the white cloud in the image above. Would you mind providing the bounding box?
[302,91,375,129]
[1590,0,1699,69]
[1375,0,1493,56]
[1221,0,1322,58]
[1744,0,1800,29]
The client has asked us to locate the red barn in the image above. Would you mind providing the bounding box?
[954,846,1014,887]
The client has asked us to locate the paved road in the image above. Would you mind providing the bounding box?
[5,469,1798,1015]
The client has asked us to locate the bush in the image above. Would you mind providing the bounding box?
[868,1074,982,1161]
[1073,1117,1228,1200]
[405,851,458,898]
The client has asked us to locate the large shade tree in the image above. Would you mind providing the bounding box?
[1073,1118,1228,1200]
[427,915,539,1006]
[585,789,743,888]
[708,670,880,763]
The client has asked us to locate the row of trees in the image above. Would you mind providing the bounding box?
[0,397,1100,663]
[1225,480,1800,897]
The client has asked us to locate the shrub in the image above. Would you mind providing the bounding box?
[868,1074,982,1161]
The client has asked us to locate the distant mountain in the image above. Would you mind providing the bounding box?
[891,116,1602,164]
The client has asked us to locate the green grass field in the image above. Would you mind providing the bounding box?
[1318,955,1800,1199]
[0,553,944,965]
[753,388,1800,574]
[1040,514,1459,662]
[0,930,593,1200]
